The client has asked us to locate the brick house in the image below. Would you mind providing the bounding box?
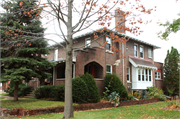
[1,10,164,96]
[39,27,165,96]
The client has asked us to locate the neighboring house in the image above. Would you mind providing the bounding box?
[1,10,164,96]
[154,62,164,90]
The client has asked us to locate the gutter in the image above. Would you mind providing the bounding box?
[122,43,124,85]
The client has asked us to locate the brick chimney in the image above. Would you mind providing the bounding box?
[115,9,125,34]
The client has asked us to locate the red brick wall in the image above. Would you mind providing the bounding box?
[154,62,164,89]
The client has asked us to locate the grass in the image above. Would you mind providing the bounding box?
[1,99,77,109]
[0,94,9,96]
[0,97,5,99]
[14,101,179,119]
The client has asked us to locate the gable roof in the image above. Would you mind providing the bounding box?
[50,28,161,49]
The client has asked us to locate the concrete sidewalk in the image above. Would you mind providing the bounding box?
[0,90,29,100]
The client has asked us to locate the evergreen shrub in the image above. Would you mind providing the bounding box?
[34,85,65,100]
[104,73,128,100]
[72,77,89,103]
[80,73,100,103]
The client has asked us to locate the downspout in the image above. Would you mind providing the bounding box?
[53,67,55,85]
[153,47,155,86]
[122,43,124,85]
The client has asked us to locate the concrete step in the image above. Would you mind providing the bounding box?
[22,90,35,98]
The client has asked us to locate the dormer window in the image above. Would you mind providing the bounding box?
[85,38,91,48]
[106,37,111,51]
[54,48,58,61]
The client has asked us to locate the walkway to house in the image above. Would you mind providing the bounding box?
[0,90,34,100]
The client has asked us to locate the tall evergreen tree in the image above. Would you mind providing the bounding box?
[1,0,54,101]
[163,47,180,96]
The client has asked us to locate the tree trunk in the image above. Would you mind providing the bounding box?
[64,0,73,118]
[14,81,19,101]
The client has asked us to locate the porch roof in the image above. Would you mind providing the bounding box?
[129,56,157,70]
[49,57,76,63]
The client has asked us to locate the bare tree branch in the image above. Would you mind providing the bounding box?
[73,0,118,34]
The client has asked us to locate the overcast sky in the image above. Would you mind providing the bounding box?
[125,0,180,63]
[42,0,180,63]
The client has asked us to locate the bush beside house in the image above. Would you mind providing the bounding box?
[80,73,100,103]
[72,77,89,103]
[104,74,128,100]
[34,74,100,104]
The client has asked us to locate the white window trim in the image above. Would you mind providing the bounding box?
[149,69,152,81]
[138,68,141,81]
[155,72,161,79]
[134,43,138,57]
[141,69,145,81]
[146,69,149,81]
[85,37,91,48]
[54,48,58,61]
[140,45,144,59]
[106,64,112,74]
[138,68,153,82]
[106,36,112,52]
[127,67,130,82]
[148,48,152,58]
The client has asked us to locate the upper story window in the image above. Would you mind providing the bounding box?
[85,38,91,48]
[140,46,144,58]
[106,64,112,74]
[134,44,138,57]
[106,37,112,51]
[127,67,130,82]
[54,48,58,61]
[148,48,152,58]
[155,72,161,79]
[74,51,77,57]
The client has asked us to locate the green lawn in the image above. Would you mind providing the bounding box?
[0,97,5,99]
[0,94,9,96]
[15,101,179,119]
[1,99,77,109]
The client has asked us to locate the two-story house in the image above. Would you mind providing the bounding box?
[1,10,164,96]
[43,27,163,96]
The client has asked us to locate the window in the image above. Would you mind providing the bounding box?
[146,69,148,81]
[57,63,65,79]
[74,51,77,57]
[148,48,152,58]
[127,68,130,82]
[106,64,112,74]
[54,48,58,61]
[106,37,112,51]
[85,38,91,48]
[134,44,138,57]
[155,72,161,79]
[138,68,152,82]
[140,46,144,58]
[138,69,141,81]
[142,69,145,81]
[149,70,152,81]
